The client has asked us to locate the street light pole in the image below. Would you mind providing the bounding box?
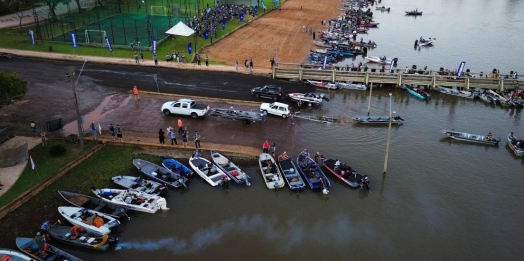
[70,59,88,147]
[383,92,393,174]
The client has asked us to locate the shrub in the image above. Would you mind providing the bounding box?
[48,144,66,157]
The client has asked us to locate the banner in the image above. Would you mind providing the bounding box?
[98,123,102,135]
[204,30,209,40]
[29,29,35,45]
[456,61,466,77]
[254,5,258,15]
[262,2,266,9]
[389,60,395,73]
[239,13,244,22]
[222,22,226,30]
[30,155,35,170]
[188,42,192,54]
[152,39,157,54]
[104,36,113,52]
[322,55,327,70]
[71,32,77,49]
[274,0,278,5]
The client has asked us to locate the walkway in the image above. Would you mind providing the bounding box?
[0,0,81,29]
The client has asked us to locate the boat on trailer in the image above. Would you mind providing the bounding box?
[58,190,129,219]
[259,153,286,190]
[0,248,34,261]
[277,157,306,191]
[305,80,340,90]
[323,159,370,190]
[210,150,251,186]
[287,92,327,107]
[442,129,501,145]
[16,237,84,261]
[351,115,404,125]
[507,132,524,156]
[47,225,118,251]
[209,107,267,124]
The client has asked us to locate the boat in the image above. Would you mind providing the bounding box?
[365,56,397,64]
[133,159,189,189]
[359,22,380,28]
[405,10,423,16]
[58,206,120,235]
[487,90,510,106]
[434,86,476,99]
[210,150,251,186]
[92,188,169,213]
[323,159,370,190]
[0,248,34,261]
[507,132,524,156]
[405,85,431,100]
[188,154,230,187]
[476,91,497,104]
[258,153,286,189]
[16,237,84,261]
[47,225,118,251]
[336,81,367,90]
[296,152,331,194]
[442,130,501,145]
[58,190,130,219]
[294,114,342,124]
[312,40,331,48]
[327,49,354,56]
[111,175,167,196]
[161,157,194,177]
[305,80,339,90]
[276,157,306,191]
[209,107,267,124]
[287,92,327,107]
[351,115,404,125]
[418,38,435,47]
[376,6,390,11]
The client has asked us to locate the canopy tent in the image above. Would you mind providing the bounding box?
[165,21,195,37]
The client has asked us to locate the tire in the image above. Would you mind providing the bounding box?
[191,112,198,119]
[163,109,171,116]
[282,114,287,119]
[262,110,268,114]
[255,93,260,98]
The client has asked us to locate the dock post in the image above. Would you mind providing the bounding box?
[365,72,369,85]
[272,66,276,79]
[332,70,336,83]
[398,73,402,87]
[299,68,303,81]
[432,74,436,89]
[465,77,470,90]
[499,78,504,92]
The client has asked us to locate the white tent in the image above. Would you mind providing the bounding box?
[165,21,195,37]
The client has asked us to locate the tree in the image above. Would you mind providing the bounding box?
[0,71,28,109]
[38,0,70,21]
[4,0,34,27]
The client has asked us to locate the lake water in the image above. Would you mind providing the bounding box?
[22,0,524,260]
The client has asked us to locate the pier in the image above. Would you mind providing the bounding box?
[272,65,521,91]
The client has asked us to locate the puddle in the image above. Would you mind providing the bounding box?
[62,94,132,135]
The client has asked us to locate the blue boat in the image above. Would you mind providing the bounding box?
[327,49,354,56]
[405,85,431,100]
[161,157,194,177]
[296,152,331,194]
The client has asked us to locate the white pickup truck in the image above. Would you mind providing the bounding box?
[260,102,291,118]
[161,99,210,118]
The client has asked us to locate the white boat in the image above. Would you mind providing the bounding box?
[210,150,251,186]
[287,92,327,106]
[487,90,510,106]
[365,56,395,64]
[336,81,368,91]
[0,248,34,261]
[58,206,120,235]
[305,80,339,90]
[442,130,501,145]
[418,38,435,46]
[188,155,230,187]
[507,132,524,156]
[111,175,167,195]
[259,153,286,190]
[352,115,404,125]
[92,188,169,214]
[434,86,476,99]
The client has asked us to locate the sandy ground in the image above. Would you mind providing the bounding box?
[0,136,41,197]
[203,0,340,68]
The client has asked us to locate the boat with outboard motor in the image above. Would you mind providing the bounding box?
[277,156,306,191]
[58,206,120,235]
[189,153,230,187]
[376,6,390,11]
[323,159,370,190]
[210,150,251,186]
[133,159,188,189]
[47,225,118,251]
[405,10,423,16]
[111,175,167,196]
[418,38,435,47]
[0,248,34,261]
[405,85,431,100]
[92,188,169,213]
[434,86,476,99]
[16,237,84,261]
[58,190,129,219]
[486,90,510,106]
[507,132,524,156]
[161,157,194,177]
[259,153,286,190]
[294,114,342,124]
[209,107,267,124]
[365,56,398,65]
[442,129,501,145]
[351,115,404,125]
[305,80,339,90]
[287,92,328,107]
[336,81,368,90]
[296,152,331,194]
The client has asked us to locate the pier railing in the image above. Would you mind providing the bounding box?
[272,65,521,91]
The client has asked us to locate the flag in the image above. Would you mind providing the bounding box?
[98,123,102,135]
[188,42,192,54]
[457,61,466,77]
[105,36,113,52]
[204,30,209,40]
[222,22,226,30]
[29,29,35,45]
[322,55,327,70]
[152,39,157,54]
[71,32,77,49]
[262,2,266,9]
[254,5,258,15]
[239,13,244,22]
[30,155,35,170]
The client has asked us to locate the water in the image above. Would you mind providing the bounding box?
[36,1,524,260]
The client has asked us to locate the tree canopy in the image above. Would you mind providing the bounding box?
[0,71,28,109]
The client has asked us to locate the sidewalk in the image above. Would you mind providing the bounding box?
[0,0,80,29]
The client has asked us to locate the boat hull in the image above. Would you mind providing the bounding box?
[47,225,117,251]
[323,159,367,188]
[58,190,129,219]
[406,85,431,100]
[188,156,229,187]
[442,130,501,145]
[0,248,34,261]
[111,175,167,196]
[92,188,168,213]
[133,159,188,189]
[352,116,404,125]
[58,206,120,235]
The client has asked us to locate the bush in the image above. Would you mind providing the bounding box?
[48,144,66,157]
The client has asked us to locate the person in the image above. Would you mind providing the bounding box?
[486,132,493,141]
[262,140,270,153]
[39,221,51,242]
[196,53,201,65]
[165,53,172,62]
[205,55,209,66]
[334,159,341,168]
[414,39,418,48]
[290,112,295,125]
[40,131,48,147]
[221,174,229,188]
[108,123,115,140]
[154,54,158,65]
[194,149,201,158]
[314,152,324,163]
[302,148,310,157]
[30,121,38,136]
[133,86,140,101]
[134,52,139,64]
[235,60,239,70]
[271,143,276,157]
[177,118,184,134]
[140,50,144,61]
[194,131,201,148]
[116,124,123,142]
[278,151,288,161]
[182,128,188,148]
[34,232,46,256]
[90,122,97,140]
[69,225,84,239]
[168,128,177,145]
[158,128,165,144]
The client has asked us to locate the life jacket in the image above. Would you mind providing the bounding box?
[0,255,12,261]
[93,216,104,228]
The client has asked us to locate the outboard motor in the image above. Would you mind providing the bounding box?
[320,93,329,101]
[361,175,370,191]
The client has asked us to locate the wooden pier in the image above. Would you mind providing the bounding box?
[272,66,521,91]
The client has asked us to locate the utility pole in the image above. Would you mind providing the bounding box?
[383,93,393,174]
[70,67,84,146]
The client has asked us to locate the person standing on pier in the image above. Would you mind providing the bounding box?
[194,131,201,148]
[158,128,165,144]
[262,140,270,153]
[177,118,184,134]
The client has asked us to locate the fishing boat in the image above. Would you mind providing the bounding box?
[405,10,423,16]
[418,38,435,47]
[442,130,501,145]
[16,237,84,261]
[312,40,331,48]
[111,175,167,196]
[92,188,169,214]
[351,115,404,125]
[0,248,34,261]
[58,206,120,235]
[210,150,251,186]
[209,107,267,124]
[327,49,354,56]
[161,157,194,177]
[376,6,390,11]
[336,82,367,91]
[296,152,331,194]
[405,85,431,100]
[188,154,230,187]
[295,114,342,123]
[507,132,524,156]
[133,159,188,189]
[305,80,339,90]
[277,157,306,191]
[359,22,380,27]
[365,56,397,64]
[58,190,129,219]
[287,92,327,107]
[487,90,510,106]
[259,153,286,190]
[47,225,118,251]
[434,86,476,99]
[323,159,370,190]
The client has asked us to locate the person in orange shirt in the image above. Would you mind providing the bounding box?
[177,118,183,134]
[70,225,84,239]
[262,140,270,153]
[132,86,140,101]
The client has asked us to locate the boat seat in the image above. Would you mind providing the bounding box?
[289,181,303,186]
[226,166,236,171]
[79,236,87,242]
[87,237,96,244]
[285,173,299,178]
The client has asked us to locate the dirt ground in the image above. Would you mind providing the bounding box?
[203,0,340,68]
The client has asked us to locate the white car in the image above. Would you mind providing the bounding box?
[260,102,290,118]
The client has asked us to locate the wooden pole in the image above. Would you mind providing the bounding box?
[367,83,373,116]
[383,93,392,174]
